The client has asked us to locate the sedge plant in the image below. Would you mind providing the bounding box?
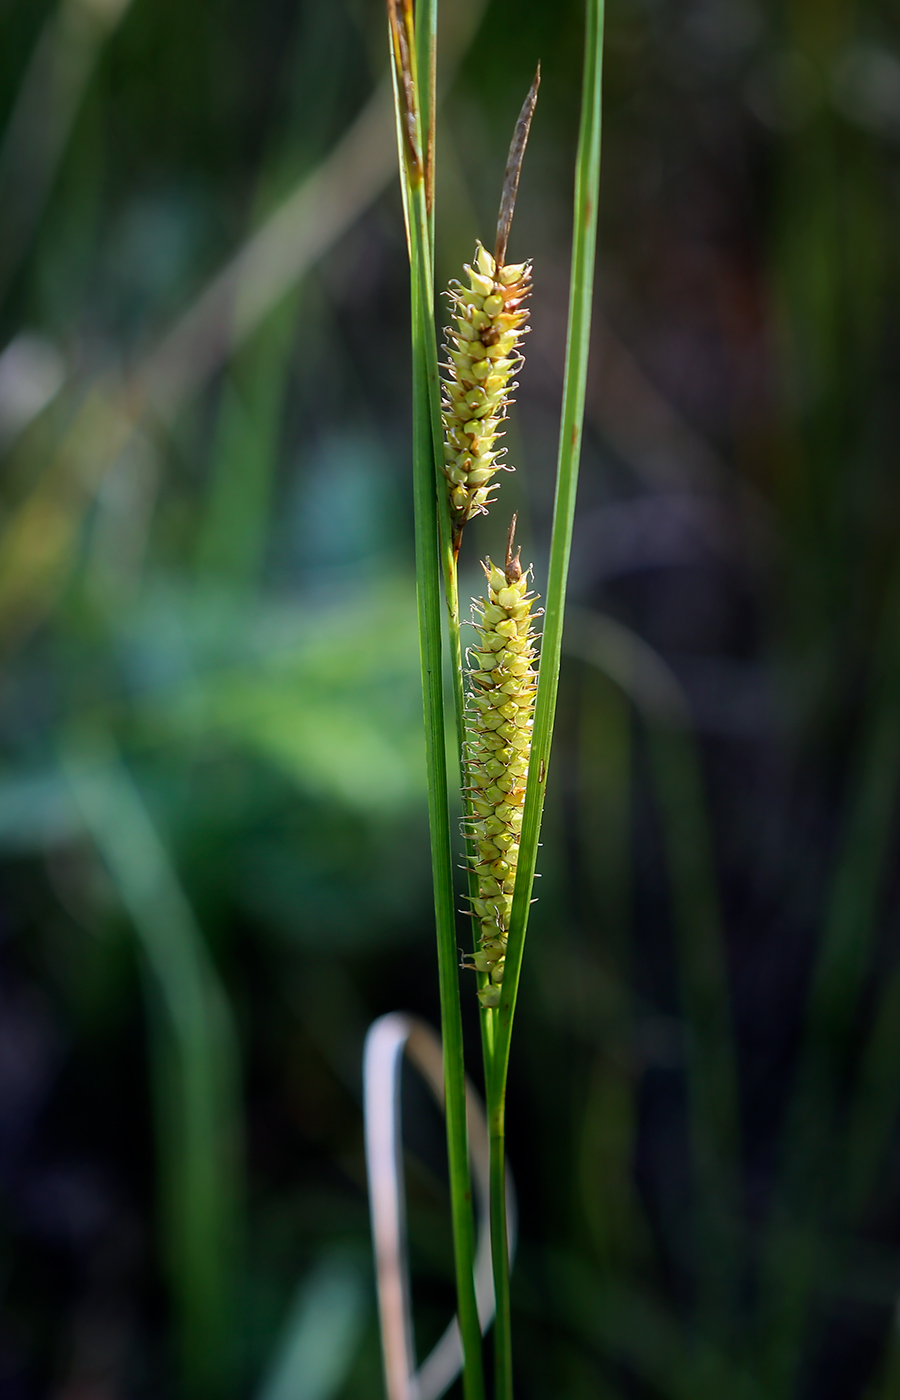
[386,1,604,1394]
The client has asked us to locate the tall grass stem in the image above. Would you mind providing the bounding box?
[387,3,485,1395]
[494,0,605,1083]
[487,2,605,1394]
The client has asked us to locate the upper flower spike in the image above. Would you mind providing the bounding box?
[440,246,532,549]
[440,70,539,555]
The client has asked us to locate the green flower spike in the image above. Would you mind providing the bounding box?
[463,516,540,1009]
[439,68,539,555]
[441,248,532,551]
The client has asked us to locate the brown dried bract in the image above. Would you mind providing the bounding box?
[495,66,541,268]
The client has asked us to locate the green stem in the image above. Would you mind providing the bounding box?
[495,0,605,1081]
[388,3,485,1392]
[486,3,605,1391]
[446,556,496,1058]
[410,210,485,1400]
[488,1089,511,1400]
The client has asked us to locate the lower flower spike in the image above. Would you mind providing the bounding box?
[462,516,539,1009]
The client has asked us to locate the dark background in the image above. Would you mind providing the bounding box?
[1,0,900,1395]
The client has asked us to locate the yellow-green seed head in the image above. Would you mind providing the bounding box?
[441,243,531,546]
[463,524,539,1008]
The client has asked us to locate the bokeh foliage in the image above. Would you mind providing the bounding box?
[1,0,900,1396]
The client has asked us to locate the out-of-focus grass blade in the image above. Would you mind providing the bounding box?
[564,608,741,1343]
[576,663,632,968]
[65,739,244,1400]
[643,715,740,1335]
[256,1253,368,1400]
[848,958,900,1215]
[572,668,651,1277]
[757,556,900,1396]
[196,296,298,587]
[828,560,900,1218]
[0,0,134,305]
[549,1254,762,1400]
[0,769,79,849]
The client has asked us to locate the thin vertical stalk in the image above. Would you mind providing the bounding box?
[411,207,485,1400]
[487,2,606,1396]
[387,4,485,1397]
[494,0,605,1083]
[447,558,497,1049]
[412,178,486,1400]
[489,1099,511,1396]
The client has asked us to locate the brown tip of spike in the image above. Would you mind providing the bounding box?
[505,514,523,583]
[495,65,541,268]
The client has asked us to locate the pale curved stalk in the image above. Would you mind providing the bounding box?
[363,1013,516,1400]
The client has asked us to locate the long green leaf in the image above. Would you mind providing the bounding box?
[491,0,606,1134]
[486,4,606,1397]
[386,4,485,1397]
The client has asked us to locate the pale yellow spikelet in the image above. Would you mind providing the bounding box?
[441,246,531,550]
[463,519,539,1008]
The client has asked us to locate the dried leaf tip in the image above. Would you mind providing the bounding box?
[495,65,541,268]
[505,514,523,583]
[387,0,423,183]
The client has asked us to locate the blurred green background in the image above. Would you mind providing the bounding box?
[2,0,900,1395]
